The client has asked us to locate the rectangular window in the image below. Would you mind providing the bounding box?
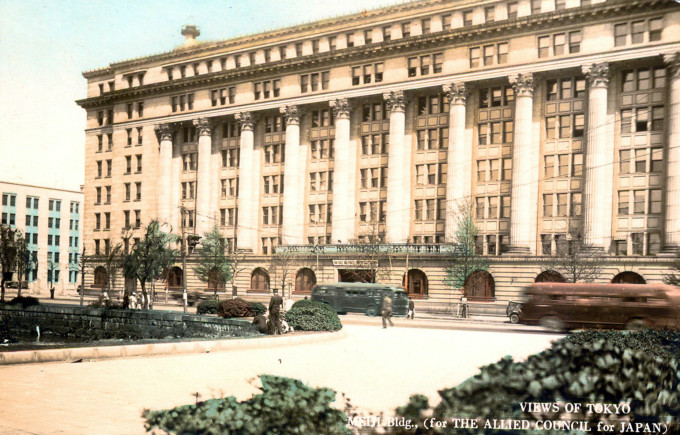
[618,191,629,215]
[543,194,554,217]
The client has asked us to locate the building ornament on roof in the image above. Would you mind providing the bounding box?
[330,98,352,119]
[235,112,255,131]
[508,73,534,98]
[154,123,175,141]
[442,82,467,105]
[383,90,406,112]
[582,62,610,89]
[663,52,680,79]
[193,118,213,136]
[280,105,301,125]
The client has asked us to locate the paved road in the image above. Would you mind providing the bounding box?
[0,324,561,435]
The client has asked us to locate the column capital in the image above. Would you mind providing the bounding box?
[280,105,301,125]
[154,123,175,141]
[193,118,213,136]
[582,62,610,89]
[330,98,352,119]
[383,90,407,112]
[663,52,680,79]
[508,73,534,97]
[235,112,255,131]
[443,83,467,105]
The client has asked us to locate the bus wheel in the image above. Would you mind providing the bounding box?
[539,316,565,332]
[625,319,651,331]
[365,305,378,317]
[509,313,520,324]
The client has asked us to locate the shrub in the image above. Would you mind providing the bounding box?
[286,299,342,331]
[217,297,254,318]
[8,296,39,308]
[144,374,351,434]
[555,329,680,360]
[196,298,221,315]
[391,331,680,434]
[248,301,266,316]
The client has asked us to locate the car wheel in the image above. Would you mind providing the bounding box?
[539,316,565,332]
[625,319,651,331]
[509,313,520,324]
[365,305,378,317]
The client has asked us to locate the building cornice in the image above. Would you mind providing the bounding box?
[79,0,672,84]
[81,41,680,133]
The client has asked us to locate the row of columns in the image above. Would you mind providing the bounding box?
[154,53,680,254]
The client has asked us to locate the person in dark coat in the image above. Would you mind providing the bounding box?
[268,288,284,335]
[382,294,394,328]
[407,298,415,319]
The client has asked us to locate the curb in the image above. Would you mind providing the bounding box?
[0,328,348,366]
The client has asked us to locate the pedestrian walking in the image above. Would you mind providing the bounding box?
[382,293,394,328]
[407,297,415,319]
[268,288,284,335]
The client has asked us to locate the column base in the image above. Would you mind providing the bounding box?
[503,246,531,256]
[657,245,679,257]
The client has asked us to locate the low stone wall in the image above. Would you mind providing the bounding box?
[0,304,258,340]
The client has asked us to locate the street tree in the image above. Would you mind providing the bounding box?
[193,225,231,298]
[445,199,488,290]
[225,247,248,296]
[123,221,179,309]
[540,225,604,283]
[99,243,124,299]
[0,224,18,302]
[663,250,680,286]
[269,248,296,298]
[345,220,391,283]
[14,231,29,297]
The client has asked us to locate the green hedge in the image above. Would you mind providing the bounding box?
[286,299,342,331]
[8,296,39,308]
[248,301,266,316]
[144,374,351,434]
[391,330,680,434]
[217,297,254,318]
[196,298,221,315]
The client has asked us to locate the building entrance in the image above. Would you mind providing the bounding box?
[338,269,375,283]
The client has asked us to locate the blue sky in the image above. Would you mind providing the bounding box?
[0,0,408,191]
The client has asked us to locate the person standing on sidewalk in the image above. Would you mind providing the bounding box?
[269,288,284,335]
[382,293,394,328]
[407,298,415,319]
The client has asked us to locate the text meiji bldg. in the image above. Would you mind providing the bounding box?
[77,0,680,313]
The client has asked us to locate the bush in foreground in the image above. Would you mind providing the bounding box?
[8,296,39,308]
[144,374,351,434]
[391,330,680,434]
[196,298,221,315]
[286,299,342,331]
[217,297,254,318]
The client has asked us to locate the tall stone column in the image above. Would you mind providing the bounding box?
[154,123,174,227]
[443,83,470,241]
[582,63,613,249]
[384,90,410,243]
[236,112,258,252]
[663,53,680,250]
[281,105,304,245]
[508,73,537,254]
[330,98,354,243]
[193,118,213,236]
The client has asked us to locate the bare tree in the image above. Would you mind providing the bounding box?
[0,224,18,303]
[14,231,29,297]
[226,248,249,296]
[269,248,297,298]
[99,243,124,299]
[445,199,488,290]
[540,223,604,283]
[344,220,392,283]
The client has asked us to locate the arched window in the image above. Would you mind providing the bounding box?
[403,269,428,297]
[251,268,270,291]
[295,268,316,293]
[611,271,646,284]
[207,267,226,290]
[535,270,566,283]
[167,266,183,289]
[463,270,495,300]
[93,266,107,288]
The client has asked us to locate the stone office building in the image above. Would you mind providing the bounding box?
[77,0,680,313]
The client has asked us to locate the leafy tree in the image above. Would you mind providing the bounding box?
[0,224,18,303]
[445,199,488,290]
[14,231,29,297]
[541,224,604,283]
[225,247,248,295]
[192,225,231,298]
[663,250,680,286]
[123,221,178,309]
